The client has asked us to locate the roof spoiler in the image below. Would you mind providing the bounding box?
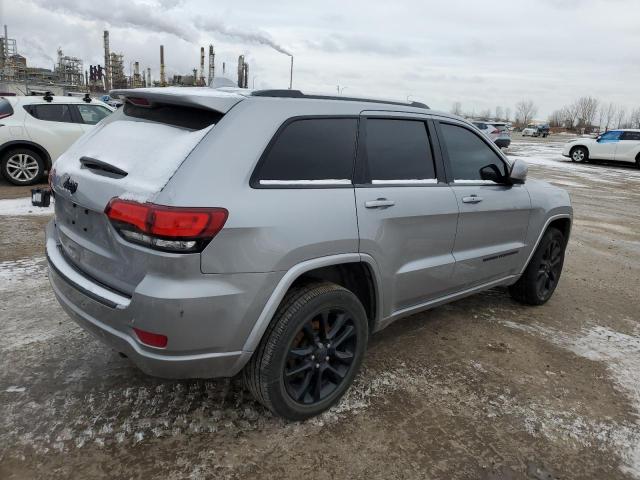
[109,88,244,114]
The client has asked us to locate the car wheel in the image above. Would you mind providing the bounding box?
[570,146,588,163]
[509,227,566,305]
[0,148,45,186]
[243,282,368,421]
[636,153,640,169]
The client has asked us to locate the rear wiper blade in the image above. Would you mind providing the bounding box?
[80,156,128,178]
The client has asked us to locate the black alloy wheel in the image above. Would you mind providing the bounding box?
[536,236,563,301]
[284,308,357,405]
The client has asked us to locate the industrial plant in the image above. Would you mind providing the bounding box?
[0,25,250,95]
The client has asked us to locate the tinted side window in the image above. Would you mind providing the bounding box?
[621,131,640,141]
[77,104,111,125]
[257,118,357,184]
[440,123,507,182]
[600,130,622,141]
[26,104,74,123]
[365,119,436,183]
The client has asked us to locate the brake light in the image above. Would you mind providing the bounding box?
[133,328,168,348]
[127,97,150,107]
[105,199,228,253]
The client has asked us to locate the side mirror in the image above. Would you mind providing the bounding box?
[480,164,504,183]
[509,158,528,184]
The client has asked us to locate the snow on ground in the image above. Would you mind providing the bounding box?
[507,140,640,185]
[0,197,54,216]
[501,320,640,478]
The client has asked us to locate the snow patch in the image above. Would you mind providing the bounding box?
[5,386,26,393]
[0,197,54,216]
[55,120,213,201]
[501,320,640,477]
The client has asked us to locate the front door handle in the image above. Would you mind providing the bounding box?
[365,198,395,209]
[462,195,483,204]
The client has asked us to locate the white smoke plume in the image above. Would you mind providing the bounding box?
[31,0,291,56]
[195,18,292,56]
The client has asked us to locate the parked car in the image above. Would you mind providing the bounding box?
[472,121,511,148]
[562,129,640,166]
[522,124,549,138]
[0,93,114,185]
[47,88,572,420]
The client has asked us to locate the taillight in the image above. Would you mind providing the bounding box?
[105,199,228,253]
[48,167,56,191]
[133,328,168,348]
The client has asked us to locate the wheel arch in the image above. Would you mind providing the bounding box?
[569,143,589,158]
[242,254,382,354]
[0,140,52,170]
[520,214,572,275]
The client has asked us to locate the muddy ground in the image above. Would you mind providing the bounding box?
[1,135,639,479]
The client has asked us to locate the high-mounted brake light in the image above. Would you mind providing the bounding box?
[105,199,228,253]
[127,97,151,107]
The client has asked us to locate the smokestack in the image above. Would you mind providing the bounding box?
[237,55,244,88]
[147,67,151,87]
[160,45,166,86]
[103,30,111,91]
[222,62,226,75]
[192,68,198,86]
[199,47,205,86]
[289,56,293,90]
[243,62,249,90]
[208,44,215,87]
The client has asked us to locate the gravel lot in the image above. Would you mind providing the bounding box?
[1,134,639,480]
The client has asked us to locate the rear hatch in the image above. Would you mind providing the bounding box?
[51,88,243,294]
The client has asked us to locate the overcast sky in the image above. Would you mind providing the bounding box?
[3,0,639,118]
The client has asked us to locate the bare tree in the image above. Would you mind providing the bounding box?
[575,96,599,132]
[515,100,538,127]
[450,101,463,116]
[601,102,616,131]
[616,107,627,129]
[479,108,492,120]
[495,106,503,122]
[548,110,564,128]
[505,107,511,122]
[630,108,640,129]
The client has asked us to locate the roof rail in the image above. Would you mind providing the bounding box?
[251,89,429,109]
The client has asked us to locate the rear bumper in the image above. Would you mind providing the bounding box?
[46,219,280,379]
[495,138,511,148]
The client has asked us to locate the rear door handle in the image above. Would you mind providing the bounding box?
[462,195,483,204]
[365,198,395,209]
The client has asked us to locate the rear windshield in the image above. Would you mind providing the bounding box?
[492,125,508,132]
[0,98,13,117]
[123,102,222,130]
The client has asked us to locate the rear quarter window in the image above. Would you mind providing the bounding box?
[253,117,358,187]
[24,104,74,123]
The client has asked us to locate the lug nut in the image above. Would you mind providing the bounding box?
[325,356,330,361]
[316,363,320,369]
[311,355,315,360]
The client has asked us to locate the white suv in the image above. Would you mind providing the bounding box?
[0,93,114,185]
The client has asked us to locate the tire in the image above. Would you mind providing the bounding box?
[636,153,640,169]
[509,227,566,305]
[243,282,368,421]
[570,146,588,163]
[0,148,45,186]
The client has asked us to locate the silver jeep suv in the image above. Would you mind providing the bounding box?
[46,87,572,420]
